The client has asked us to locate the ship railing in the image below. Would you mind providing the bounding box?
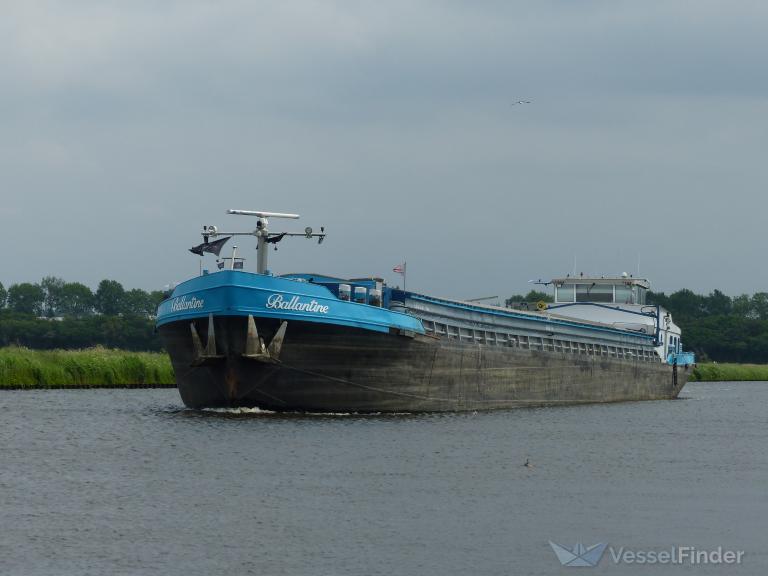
[421,319,662,363]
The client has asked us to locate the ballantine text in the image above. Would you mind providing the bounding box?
[266,294,330,314]
[170,296,205,312]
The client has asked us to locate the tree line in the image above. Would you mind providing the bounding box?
[0,277,166,318]
[647,289,768,363]
[647,289,768,321]
[0,277,167,351]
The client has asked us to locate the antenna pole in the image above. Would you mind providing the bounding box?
[257,217,268,273]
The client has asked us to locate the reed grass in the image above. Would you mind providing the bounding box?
[690,363,768,382]
[0,346,175,389]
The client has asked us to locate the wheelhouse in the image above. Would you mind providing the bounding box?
[552,276,650,306]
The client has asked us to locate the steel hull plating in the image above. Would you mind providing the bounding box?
[160,316,688,412]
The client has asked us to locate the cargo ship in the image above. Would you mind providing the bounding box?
[156,210,694,411]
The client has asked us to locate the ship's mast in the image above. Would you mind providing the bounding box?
[233,211,299,273]
[200,210,325,274]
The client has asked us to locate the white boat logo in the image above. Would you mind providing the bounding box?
[266,294,329,314]
[549,542,608,567]
[170,296,205,312]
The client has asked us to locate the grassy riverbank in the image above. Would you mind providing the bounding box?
[0,347,174,389]
[690,363,768,382]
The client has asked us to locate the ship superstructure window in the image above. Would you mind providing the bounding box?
[575,283,614,303]
[555,284,575,303]
[551,277,650,305]
[615,284,644,304]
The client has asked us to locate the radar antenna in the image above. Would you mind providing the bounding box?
[201,210,326,274]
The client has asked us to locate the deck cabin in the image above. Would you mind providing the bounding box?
[545,274,688,363]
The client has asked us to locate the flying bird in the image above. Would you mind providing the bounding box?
[512,100,532,106]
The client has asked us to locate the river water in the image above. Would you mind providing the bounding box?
[1,382,766,576]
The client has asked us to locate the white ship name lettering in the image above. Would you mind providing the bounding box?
[170,296,205,312]
[266,294,330,314]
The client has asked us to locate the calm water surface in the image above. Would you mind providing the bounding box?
[1,383,766,576]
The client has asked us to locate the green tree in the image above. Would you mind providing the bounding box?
[59,282,95,317]
[751,292,768,321]
[41,276,66,317]
[7,283,45,316]
[122,289,154,317]
[646,291,670,309]
[95,279,125,316]
[704,289,731,316]
[149,290,167,315]
[732,294,754,318]
[505,290,553,307]
[525,290,553,303]
[0,281,6,308]
[667,289,706,319]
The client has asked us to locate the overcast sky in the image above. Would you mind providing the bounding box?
[2,1,767,299]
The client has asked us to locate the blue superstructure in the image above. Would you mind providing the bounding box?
[156,270,424,335]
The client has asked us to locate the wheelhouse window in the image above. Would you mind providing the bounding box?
[615,284,635,304]
[555,284,575,303]
[576,283,614,303]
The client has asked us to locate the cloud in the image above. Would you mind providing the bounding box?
[2,1,767,296]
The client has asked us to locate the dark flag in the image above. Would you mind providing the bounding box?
[189,236,231,257]
[265,232,287,244]
[217,261,225,270]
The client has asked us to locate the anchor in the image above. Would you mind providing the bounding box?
[243,315,287,363]
[190,313,225,366]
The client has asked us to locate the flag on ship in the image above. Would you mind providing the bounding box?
[189,236,231,257]
[393,261,407,290]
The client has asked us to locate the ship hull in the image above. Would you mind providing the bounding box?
[159,316,689,412]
